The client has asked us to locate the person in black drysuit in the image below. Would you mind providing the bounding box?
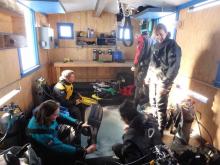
[145,23,181,135]
[132,33,154,107]
[53,70,86,122]
[85,99,162,165]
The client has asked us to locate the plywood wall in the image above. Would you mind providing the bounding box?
[0,12,13,33]
[47,11,139,83]
[0,12,50,111]
[172,6,220,149]
[0,49,20,89]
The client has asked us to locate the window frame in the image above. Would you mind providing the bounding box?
[158,13,177,39]
[17,5,40,77]
[57,22,74,40]
[117,26,131,41]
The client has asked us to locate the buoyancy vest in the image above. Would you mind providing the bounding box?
[55,81,74,100]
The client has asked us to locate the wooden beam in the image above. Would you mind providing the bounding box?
[95,0,108,17]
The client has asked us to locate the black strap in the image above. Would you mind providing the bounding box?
[122,16,134,47]
[27,128,54,135]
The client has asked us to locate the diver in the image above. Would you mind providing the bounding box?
[131,33,154,107]
[145,23,181,136]
[53,70,86,122]
[85,99,162,165]
[27,100,96,164]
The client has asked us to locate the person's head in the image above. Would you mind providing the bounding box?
[119,99,139,125]
[34,100,60,126]
[59,70,75,83]
[153,23,169,43]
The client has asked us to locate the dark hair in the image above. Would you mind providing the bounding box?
[154,23,171,38]
[119,99,139,122]
[34,100,59,126]
[154,23,167,33]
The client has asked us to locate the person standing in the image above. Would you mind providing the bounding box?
[131,33,154,106]
[145,23,181,135]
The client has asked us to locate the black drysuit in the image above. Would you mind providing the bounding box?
[134,37,153,105]
[147,36,181,131]
[112,114,162,164]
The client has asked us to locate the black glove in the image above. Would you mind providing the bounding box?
[75,146,87,162]
[81,126,91,136]
[74,121,83,136]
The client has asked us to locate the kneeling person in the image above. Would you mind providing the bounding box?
[112,100,162,164]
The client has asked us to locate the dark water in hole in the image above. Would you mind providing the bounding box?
[82,106,125,158]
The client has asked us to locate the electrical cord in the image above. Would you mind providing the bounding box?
[0,121,11,143]
[112,152,152,165]
[180,99,213,145]
[194,112,213,146]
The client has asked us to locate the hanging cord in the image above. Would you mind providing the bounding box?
[0,119,11,144]
[120,3,134,47]
[194,111,213,146]
[122,16,134,47]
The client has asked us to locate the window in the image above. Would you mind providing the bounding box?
[18,4,39,76]
[118,27,131,40]
[158,13,177,39]
[57,23,74,39]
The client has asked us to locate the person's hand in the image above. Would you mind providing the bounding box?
[81,122,91,136]
[131,66,135,72]
[144,76,150,85]
[75,99,82,105]
[82,122,90,127]
[124,125,129,133]
[86,144,96,154]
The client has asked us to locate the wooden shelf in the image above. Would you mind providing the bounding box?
[77,37,96,42]
[54,61,133,68]
[54,61,133,81]
[0,33,26,49]
[76,31,116,47]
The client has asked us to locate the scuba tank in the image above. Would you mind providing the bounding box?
[0,103,22,144]
[33,77,47,106]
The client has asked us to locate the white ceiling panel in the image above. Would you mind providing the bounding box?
[61,0,97,12]
[119,0,190,8]
[60,0,190,13]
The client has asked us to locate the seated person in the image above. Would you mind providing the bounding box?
[27,100,96,162]
[53,70,85,122]
[112,99,162,164]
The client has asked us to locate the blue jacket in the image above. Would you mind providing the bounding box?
[28,113,79,154]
